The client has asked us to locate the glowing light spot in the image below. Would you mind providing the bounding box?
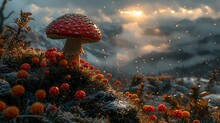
[120,10,143,17]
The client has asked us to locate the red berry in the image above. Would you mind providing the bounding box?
[20,63,31,71]
[89,65,94,70]
[72,61,77,66]
[49,86,60,96]
[69,65,75,70]
[32,57,40,63]
[173,110,183,118]
[50,57,57,63]
[40,62,47,67]
[107,73,112,78]
[84,63,89,68]
[65,75,71,79]
[44,70,50,74]
[56,52,64,59]
[96,70,100,74]
[115,80,121,85]
[143,105,155,112]
[50,105,57,110]
[157,104,167,112]
[149,115,157,121]
[0,101,6,112]
[75,90,86,99]
[17,70,28,78]
[61,83,69,91]
[20,43,25,47]
[80,59,85,64]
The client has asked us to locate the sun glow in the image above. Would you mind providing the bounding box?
[120,10,143,17]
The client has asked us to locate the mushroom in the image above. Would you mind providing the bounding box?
[45,13,102,64]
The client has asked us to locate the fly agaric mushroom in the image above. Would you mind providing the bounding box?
[45,13,102,64]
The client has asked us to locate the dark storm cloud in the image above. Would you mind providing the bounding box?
[142,50,194,64]
[198,35,220,44]
[144,18,220,38]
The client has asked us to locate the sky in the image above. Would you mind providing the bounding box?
[3,0,220,75]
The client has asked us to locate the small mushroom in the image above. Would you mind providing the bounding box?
[45,13,102,64]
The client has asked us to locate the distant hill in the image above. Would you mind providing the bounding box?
[162,56,220,78]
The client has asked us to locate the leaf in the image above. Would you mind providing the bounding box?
[200,91,210,97]
[28,17,35,21]
[0,39,4,45]
[198,99,209,107]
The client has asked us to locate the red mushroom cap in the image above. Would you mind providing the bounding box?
[46,13,102,43]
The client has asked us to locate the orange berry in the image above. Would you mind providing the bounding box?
[132,94,138,99]
[35,89,46,100]
[125,92,130,96]
[30,102,44,115]
[193,120,201,123]
[59,59,68,66]
[134,98,141,103]
[182,111,190,119]
[56,52,64,59]
[0,101,6,112]
[96,74,104,79]
[102,78,109,83]
[3,106,19,120]
[11,85,25,97]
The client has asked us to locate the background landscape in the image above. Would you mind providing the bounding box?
[3,0,220,78]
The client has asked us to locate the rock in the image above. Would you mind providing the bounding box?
[1,72,18,84]
[101,100,139,123]
[182,78,197,88]
[82,91,116,103]
[79,91,139,123]
[0,64,12,74]
[208,85,220,94]
[203,94,220,107]
[128,83,157,92]
[0,79,11,97]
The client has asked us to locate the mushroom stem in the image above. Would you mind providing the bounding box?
[63,37,83,64]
